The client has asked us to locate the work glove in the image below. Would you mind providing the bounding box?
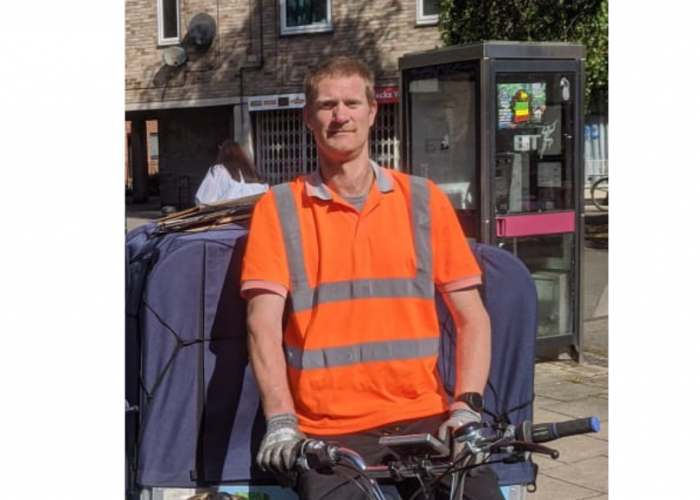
[257,414,306,487]
[437,407,481,443]
[437,408,485,471]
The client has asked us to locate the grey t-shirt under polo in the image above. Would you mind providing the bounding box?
[343,194,368,212]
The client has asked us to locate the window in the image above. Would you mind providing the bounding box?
[157,0,180,45]
[149,133,159,160]
[416,0,438,25]
[280,0,332,35]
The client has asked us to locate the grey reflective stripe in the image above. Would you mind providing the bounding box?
[272,184,309,292]
[292,277,432,310]
[285,337,439,370]
[272,174,434,312]
[410,175,433,282]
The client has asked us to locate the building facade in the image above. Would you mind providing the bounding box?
[125,120,160,194]
[125,0,442,206]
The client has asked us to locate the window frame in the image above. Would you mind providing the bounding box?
[279,0,332,36]
[157,0,181,46]
[416,0,439,26]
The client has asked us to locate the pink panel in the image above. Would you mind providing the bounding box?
[496,211,576,238]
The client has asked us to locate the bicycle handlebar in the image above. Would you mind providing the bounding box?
[296,416,600,477]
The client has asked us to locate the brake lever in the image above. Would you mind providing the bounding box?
[495,440,560,460]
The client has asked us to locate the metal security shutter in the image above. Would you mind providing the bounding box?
[253,103,400,186]
[254,109,317,186]
[370,102,399,169]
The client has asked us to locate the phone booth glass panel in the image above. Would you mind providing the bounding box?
[399,42,585,358]
[405,61,482,240]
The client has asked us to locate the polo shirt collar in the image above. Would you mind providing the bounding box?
[305,160,394,200]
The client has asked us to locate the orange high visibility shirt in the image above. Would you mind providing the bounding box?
[241,163,482,435]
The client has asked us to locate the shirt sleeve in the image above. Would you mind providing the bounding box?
[240,190,290,298]
[194,164,232,204]
[429,181,482,291]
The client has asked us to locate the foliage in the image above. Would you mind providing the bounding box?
[436,0,608,113]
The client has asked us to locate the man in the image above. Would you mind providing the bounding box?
[241,56,504,500]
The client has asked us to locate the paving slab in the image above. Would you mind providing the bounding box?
[535,381,607,402]
[532,407,567,423]
[588,419,608,442]
[531,360,608,499]
[535,434,608,464]
[526,474,600,500]
[537,396,608,423]
[580,374,608,390]
[542,455,608,494]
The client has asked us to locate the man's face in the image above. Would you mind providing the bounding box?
[303,75,378,163]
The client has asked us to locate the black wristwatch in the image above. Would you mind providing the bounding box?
[455,392,484,413]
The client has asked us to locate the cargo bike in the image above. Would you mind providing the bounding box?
[125,196,599,500]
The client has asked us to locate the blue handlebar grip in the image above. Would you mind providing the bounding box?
[529,416,600,443]
[552,416,600,438]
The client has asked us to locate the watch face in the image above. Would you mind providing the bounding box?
[459,392,484,412]
[469,393,484,412]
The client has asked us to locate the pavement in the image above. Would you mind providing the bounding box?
[125,199,609,500]
[125,198,165,232]
[530,360,608,500]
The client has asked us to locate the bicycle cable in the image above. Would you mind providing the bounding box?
[426,449,493,500]
[334,462,380,500]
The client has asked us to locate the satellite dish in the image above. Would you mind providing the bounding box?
[162,46,187,67]
[187,13,217,50]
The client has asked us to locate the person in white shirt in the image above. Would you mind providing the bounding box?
[194,140,269,205]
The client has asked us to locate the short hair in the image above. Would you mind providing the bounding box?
[304,56,376,107]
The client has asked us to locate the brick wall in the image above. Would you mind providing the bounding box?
[125,0,441,106]
[156,107,232,207]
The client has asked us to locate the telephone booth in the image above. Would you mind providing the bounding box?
[399,41,586,359]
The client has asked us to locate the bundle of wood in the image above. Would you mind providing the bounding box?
[154,193,263,234]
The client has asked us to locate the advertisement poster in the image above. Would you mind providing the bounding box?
[497,82,547,129]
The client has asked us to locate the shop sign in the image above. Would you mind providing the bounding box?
[247,87,398,111]
[375,86,399,103]
[248,93,306,111]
